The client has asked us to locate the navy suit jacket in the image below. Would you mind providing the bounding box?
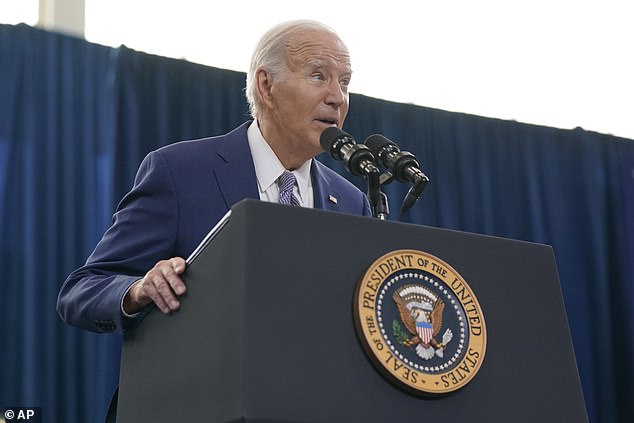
[57,122,371,334]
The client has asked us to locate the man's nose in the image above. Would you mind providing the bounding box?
[325,80,346,108]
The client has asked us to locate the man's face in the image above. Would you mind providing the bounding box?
[263,29,352,164]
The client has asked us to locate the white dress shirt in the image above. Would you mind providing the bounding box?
[247,120,314,208]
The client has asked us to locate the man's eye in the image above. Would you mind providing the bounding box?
[312,73,326,81]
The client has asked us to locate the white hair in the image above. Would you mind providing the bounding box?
[245,20,342,119]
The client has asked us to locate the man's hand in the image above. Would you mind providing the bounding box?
[123,257,187,315]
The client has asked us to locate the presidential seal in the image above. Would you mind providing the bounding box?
[354,250,486,395]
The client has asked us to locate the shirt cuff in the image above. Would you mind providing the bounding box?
[121,279,142,318]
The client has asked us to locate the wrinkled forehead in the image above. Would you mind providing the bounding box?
[285,30,352,72]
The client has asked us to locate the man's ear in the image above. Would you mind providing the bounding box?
[256,68,274,109]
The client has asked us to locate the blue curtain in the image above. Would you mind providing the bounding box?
[1,24,632,423]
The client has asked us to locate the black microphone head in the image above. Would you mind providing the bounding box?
[320,127,354,150]
[364,134,397,156]
[364,134,400,170]
[320,127,357,161]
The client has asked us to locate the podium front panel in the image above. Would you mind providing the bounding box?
[118,199,587,422]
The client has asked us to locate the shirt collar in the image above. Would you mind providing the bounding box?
[247,120,312,203]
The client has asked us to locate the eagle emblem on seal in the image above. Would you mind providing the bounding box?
[393,284,454,360]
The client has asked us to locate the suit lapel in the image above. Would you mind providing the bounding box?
[214,122,260,209]
[312,160,344,212]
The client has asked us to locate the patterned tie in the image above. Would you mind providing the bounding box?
[278,171,301,206]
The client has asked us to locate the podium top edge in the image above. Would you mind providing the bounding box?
[229,199,555,252]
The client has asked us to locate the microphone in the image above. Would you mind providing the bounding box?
[364,134,428,185]
[364,134,429,215]
[320,127,380,177]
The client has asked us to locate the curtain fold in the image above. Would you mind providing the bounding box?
[1,24,632,422]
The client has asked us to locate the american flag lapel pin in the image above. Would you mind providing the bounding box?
[328,195,338,204]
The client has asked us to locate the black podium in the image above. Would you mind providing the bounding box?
[117,199,588,422]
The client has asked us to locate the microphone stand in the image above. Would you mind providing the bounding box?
[376,170,429,220]
[367,168,389,220]
[399,174,429,218]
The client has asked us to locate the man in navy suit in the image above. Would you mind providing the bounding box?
[57,19,371,336]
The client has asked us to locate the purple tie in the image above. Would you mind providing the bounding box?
[278,171,301,206]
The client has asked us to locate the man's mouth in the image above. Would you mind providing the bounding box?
[316,118,338,126]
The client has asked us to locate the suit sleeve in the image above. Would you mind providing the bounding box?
[56,150,179,334]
